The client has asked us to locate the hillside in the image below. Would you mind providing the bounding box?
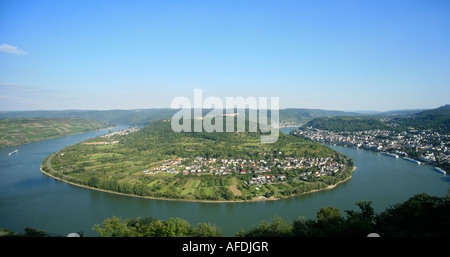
[0,118,106,148]
[279,108,360,125]
[41,118,354,202]
[0,109,177,126]
[300,105,450,133]
[302,116,391,132]
[392,105,450,133]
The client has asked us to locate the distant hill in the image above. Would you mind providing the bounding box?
[392,104,450,133]
[302,116,391,132]
[3,106,447,132]
[280,108,360,124]
[372,109,428,117]
[0,108,361,126]
[300,105,450,133]
[0,109,178,126]
[284,108,360,117]
[0,118,106,148]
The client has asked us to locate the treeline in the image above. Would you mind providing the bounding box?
[4,192,448,237]
[93,217,224,237]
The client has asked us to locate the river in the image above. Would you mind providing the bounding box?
[0,126,448,236]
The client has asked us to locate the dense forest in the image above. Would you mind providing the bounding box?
[3,192,448,237]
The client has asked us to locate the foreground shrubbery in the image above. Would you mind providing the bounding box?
[93,217,224,237]
[238,192,450,237]
[3,193,449,237]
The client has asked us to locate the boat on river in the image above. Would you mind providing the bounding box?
[433,167,447,175]
[8,150,18,156]
[382,152,399,158]
[404,157,421,165]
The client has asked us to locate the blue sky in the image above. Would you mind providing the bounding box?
[1,0,449,111]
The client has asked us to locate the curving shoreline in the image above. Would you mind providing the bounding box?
[40,156,357,203]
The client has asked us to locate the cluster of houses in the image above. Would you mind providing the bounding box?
[247,174,286,187]
[100,127,140,139]
[293,127,450,165]
[142,155,347,184]
[279,120,303,128]
[83,140,119,145]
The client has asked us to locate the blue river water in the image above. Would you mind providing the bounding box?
[0,126,448,236]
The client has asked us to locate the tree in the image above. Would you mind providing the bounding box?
[236,215,293,237]
[93,216,225,237]
[375,193,449,236]
[344,201,375,236]
[88,176,100,188]
[317,206,342,222]
[193,223,224,237]
[93,216,133,237]
[162,218,193,237]
[22,227,48,237]
[313,207,344,236]
[292,217,315,237]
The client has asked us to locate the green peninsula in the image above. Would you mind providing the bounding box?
[41,119,354,202]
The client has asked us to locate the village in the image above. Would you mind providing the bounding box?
[100,127,140,139]
[292,127,450,166]
[142,154,347,185]
[82,127,141,145]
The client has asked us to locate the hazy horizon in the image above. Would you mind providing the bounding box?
[0,105,443,114]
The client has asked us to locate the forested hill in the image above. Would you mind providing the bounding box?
[302,116,391,132]
[120,118,337,159]
[279,108,360,124]
[301,105,450,133]
[391,104,450,133]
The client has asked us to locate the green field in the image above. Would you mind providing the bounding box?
[0,118,106,148]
